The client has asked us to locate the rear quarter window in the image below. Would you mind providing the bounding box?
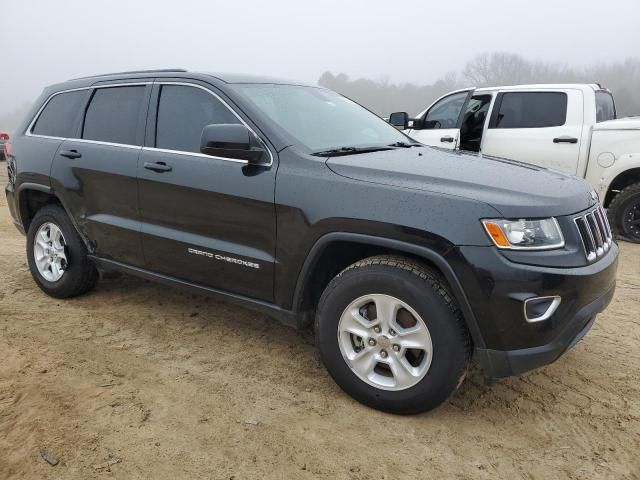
[31,90,87,138]
[595,91,616,122]
[490,92,567,129]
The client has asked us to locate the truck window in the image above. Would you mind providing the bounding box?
[423,91,468,129]
[595,91,616,122]
[82,86,146,145]
[31,90,86,138]
[155,85,239,154]
[490,92,567,129]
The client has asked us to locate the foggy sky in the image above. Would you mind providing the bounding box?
[1,0,639,116]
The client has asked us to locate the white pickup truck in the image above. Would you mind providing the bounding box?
[389,84,640,243]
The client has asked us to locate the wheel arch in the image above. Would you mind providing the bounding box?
[604,166,640,207]
[17,183,60,232]
[16,183,91,251]
[291,232,485,349]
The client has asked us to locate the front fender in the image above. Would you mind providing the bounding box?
[290,231,486,350]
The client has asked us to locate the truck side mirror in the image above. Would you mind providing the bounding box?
[389,112,409,130]
[200,124,267,165]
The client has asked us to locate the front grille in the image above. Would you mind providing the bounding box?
[574,205,612,262]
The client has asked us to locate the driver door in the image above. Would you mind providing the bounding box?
[406,90,472,149]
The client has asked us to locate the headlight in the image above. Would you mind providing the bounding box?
[481,218,564,250]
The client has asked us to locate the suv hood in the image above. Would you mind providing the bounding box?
[326,146,596,218]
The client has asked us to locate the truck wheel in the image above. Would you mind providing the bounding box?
[608,182,640,243]
[27,204,98,298]
[315,255,471,414]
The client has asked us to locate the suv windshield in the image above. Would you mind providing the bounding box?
[234,84,409,152]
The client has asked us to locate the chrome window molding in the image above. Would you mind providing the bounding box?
[25,82,153,138]
[24,80,274,167]
[142,146,249,164]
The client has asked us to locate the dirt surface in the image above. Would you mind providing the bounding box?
[0,167,639,480]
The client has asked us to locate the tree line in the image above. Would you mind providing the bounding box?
[319,52,640,118]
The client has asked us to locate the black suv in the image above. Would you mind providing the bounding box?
[4,69,618,413]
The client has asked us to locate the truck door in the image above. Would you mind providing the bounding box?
[406,90,472,150]
[481,89,584,175]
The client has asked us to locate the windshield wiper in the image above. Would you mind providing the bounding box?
[311,145,394,157]
[388,141,420,148]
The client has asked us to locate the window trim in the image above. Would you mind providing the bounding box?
[488,91,568,129]
[26,81,274,167]
[26,82,153,142]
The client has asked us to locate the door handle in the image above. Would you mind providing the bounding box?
[440,136,455,143]
[553,136,578,144]
[59,149,82,159]
[143,161,172,173]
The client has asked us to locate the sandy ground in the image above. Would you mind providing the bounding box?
[0,167,639,480]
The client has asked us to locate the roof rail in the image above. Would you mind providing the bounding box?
[68,68,188,81]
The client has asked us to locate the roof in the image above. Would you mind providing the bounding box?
[64,69,310,86]
[474,83,605,92]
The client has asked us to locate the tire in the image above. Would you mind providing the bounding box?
[27,204,98,298]
[607,182,640,243]
[315,255,471,414]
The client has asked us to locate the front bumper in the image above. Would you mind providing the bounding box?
[475,282,614,377]
[446,243,618,378]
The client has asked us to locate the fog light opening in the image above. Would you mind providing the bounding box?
[524,296,562,323]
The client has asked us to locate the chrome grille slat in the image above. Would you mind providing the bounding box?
[7,157,16,185]
[574,205,613,263]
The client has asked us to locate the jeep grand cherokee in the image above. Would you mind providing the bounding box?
[4,69,618,413]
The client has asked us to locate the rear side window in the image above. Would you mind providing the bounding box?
[155,85,240,153]
[595,91,616,122]
[32,90,86,138]
[82,86,146,145]
[491,92,567,129]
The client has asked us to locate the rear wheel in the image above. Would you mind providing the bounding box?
[315,255,471,414]
[608,182,640,243]
[27,204,98,298]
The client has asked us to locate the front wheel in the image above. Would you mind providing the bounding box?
[315,256,471,414]
[608,182,640,243]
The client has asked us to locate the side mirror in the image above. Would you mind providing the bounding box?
[388,112,409,130]
[200,124,267,164]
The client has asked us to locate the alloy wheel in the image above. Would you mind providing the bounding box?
[337,294,433,391]
[33,222,68,282]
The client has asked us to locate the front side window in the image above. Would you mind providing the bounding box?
[155,85,240,153]
[234,84,408,152]
[32,90,86,138]
[423,91,469,129]
[82,86,146,145]
[492,92,567,129]
[595,91,616,123]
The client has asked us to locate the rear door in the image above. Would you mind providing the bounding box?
[137,81,277,301]
[51,82,151,266]
[481,89,584,174]
[405,90,472,149]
